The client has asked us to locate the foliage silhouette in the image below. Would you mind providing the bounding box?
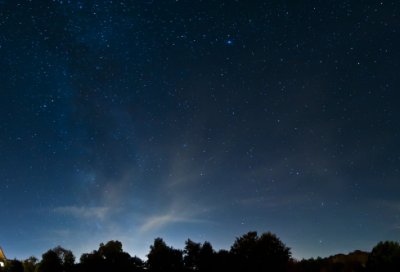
[79,240,139,272]
[131,256,145,270]
[183,239,219,272]
[52,246,75,272]
[198,241,215,272]
[230,231,291,272]
[35,250,62,272]
[147,238,183,272]
[183,239,201,270]
[13,233,400,272]
[22,256,38,272]
[35,246,75,272]
[332,261,345,272]
[2,260,24,272]
[299,257,318,272]
[214,249,230,272]
[366,240,400,272]
[320,250,370,272]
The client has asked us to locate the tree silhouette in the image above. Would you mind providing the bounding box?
[22,256,38,272]
[146,238,170,272]
[299,257,325,272]
[366,241,400,272]
[214,249,230,272]
[2,260,23,272]
[169,248,184,272]
[52,246,75,272]
[35,246,75,272]
[131,256,145,270]
[35,250,62,272]
[98,241,123,257]
[183,239,201,270]
[255,231,292,271]
[198,241,215,272]
[230,231,291,272]
[79,240,134,272]
[79,249,105,272]
[146,238,183,272]
[231,231,258,261]
[332,261,345,272]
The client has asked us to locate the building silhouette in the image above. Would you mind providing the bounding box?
[0,246,8,267]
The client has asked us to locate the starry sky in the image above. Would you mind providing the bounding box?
[1,0,399,262]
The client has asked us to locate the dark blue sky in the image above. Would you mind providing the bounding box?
[1,0,399,262]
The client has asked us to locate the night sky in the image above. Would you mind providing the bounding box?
[1,0,399,262]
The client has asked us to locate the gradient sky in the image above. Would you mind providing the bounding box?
[1,0,399,262]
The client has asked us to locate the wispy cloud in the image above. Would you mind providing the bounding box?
[139,213,214,233]
[55,206,110,219]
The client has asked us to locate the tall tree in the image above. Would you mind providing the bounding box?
[146,238,170,272]
[183,239,201,270]
[230,231,259,271]
[35,250,62,272]
[198,241,215,272]
[146,238,183,272]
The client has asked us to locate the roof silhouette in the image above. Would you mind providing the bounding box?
[0,246,7,262]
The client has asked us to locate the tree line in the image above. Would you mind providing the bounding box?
[0,231,399,272]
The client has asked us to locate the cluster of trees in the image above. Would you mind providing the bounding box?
[294,250,369,272]
[145,231,291,272]
[1,231,400,272]
[289,241,400,272]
